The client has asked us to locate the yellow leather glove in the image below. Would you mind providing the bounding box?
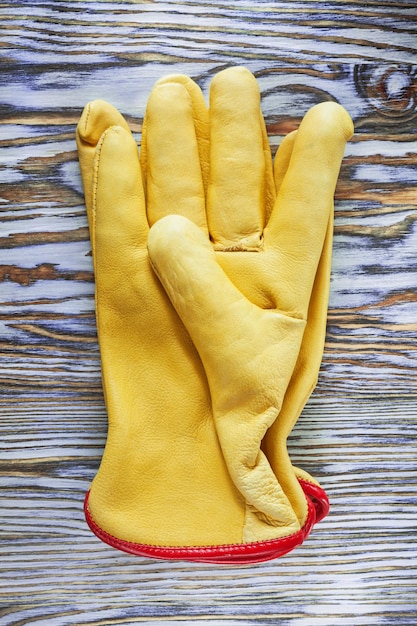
[146,67,353,530]
[76,67,353,563]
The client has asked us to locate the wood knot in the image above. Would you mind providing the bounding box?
[354,64,417,121]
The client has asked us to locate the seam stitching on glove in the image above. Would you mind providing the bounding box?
[84,490,315,557]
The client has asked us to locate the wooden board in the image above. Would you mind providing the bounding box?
[1,2,416,624]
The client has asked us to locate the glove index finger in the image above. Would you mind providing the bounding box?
[273,130,297,193]
[265,102,353,314]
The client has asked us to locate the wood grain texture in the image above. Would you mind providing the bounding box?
[1,1,417,625]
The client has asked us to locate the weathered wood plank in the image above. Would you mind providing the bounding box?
[2,0,417,67]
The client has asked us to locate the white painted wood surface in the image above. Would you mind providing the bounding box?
[1,2,416,624]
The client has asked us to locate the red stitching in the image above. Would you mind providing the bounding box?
[298,478,330,523]
[84,480,321,564]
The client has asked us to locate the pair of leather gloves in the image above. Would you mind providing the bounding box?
[76,67,353,564]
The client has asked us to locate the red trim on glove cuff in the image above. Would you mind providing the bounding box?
[298,478,330,523]
[84,479,328,564]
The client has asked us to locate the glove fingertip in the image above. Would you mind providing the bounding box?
[77,100,130,145]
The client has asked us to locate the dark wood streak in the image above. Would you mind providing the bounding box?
[1,1,417,624]
[0,228,90,248]
[0,263,93,285]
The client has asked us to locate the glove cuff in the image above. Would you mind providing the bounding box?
[84,479,328,564]
[298,478,330,523]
